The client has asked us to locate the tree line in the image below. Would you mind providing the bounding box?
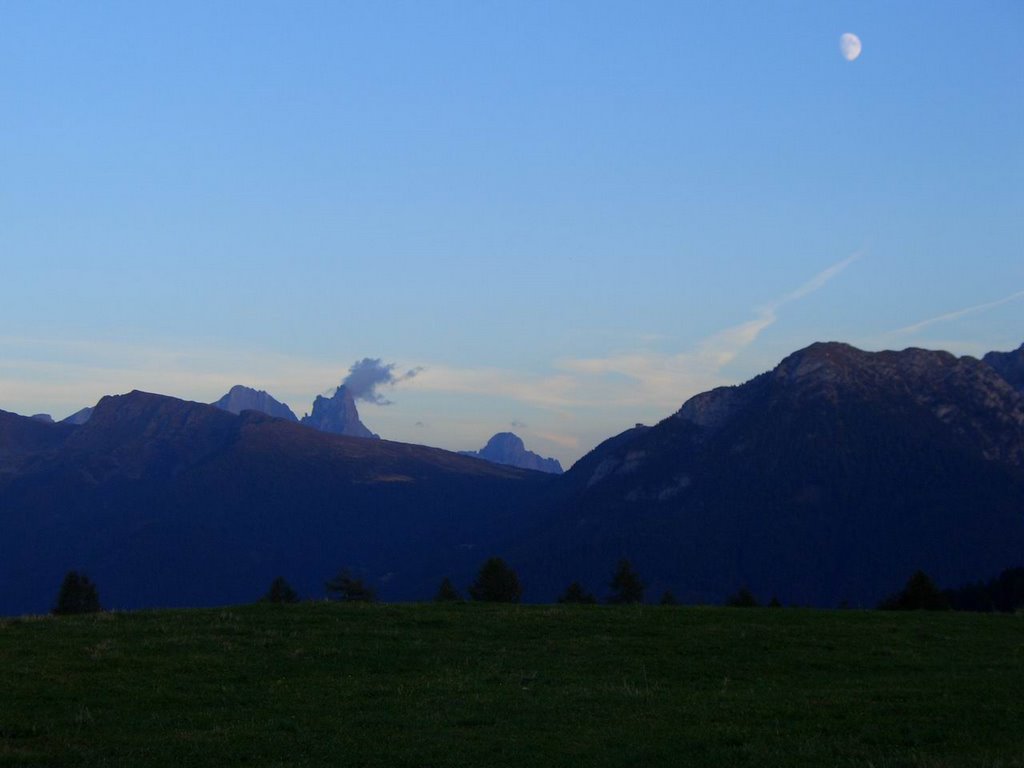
[43,562,1024,615]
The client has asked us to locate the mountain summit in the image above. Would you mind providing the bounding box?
[461,432,563,474]
[301,385,378,439]
[213,385,298,422]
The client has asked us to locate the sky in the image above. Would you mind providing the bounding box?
[2,1,1022,466]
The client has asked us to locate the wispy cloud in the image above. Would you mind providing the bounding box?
[405,365,579,409]
[892,290,1024,337]
[559,251,861,408]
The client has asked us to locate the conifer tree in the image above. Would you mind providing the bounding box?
[469,557,522,603]
[325,569,375,602]
[607,559,645,604]
[261,576,300,604]
[435,577,461,602]
[558,581,596,604]
[878,570,949,610]
[725,587,759,607]
[52,571,101,615]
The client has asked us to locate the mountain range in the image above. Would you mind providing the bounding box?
[1,340,1022,615]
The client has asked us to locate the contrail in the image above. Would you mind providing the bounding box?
[893,290,1024,336]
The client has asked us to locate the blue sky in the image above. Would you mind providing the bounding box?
[2,1,1022,465]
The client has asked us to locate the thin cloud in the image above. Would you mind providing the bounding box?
[559,251,861,407]
[892,290,1024,336]
[531,430,580,450]
[780,251,861,305]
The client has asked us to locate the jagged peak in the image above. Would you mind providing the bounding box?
[300,384,378,439]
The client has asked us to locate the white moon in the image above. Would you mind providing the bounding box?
[840,32,862,61]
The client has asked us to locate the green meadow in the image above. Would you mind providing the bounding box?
[1,602,1022,767]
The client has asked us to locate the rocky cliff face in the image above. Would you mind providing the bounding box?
[300,385,378,439]
[461,432,563,474]
[984,343,1024,395]
[212,385,298,422]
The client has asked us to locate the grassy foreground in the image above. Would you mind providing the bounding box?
[1,602,1022,767]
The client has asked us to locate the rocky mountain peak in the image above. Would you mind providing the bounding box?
[300,385,378,439]
[212,385,298,422]
[460,432,563,474]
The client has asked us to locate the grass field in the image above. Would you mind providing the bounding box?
[1,602,1022,767]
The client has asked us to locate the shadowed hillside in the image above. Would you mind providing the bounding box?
[506,343,1024,606]
[0,392,553,615]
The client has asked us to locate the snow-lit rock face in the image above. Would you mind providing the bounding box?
[212,385,298,422]
[461,432,563,474]
[300,385,378,439]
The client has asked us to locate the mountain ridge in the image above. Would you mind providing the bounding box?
[2,339,1023,614]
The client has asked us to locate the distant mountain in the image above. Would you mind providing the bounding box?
[984,343,1024,394]
[30,414,54,423]
[506,342,1024,607]
[61,407,94,425]
[213,385,298,422]
[301,385,378,439]
[0,391,551,616]
[461,433,563,474]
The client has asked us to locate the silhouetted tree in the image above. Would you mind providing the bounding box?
[261,576,299,604]
[558,581,596,604]
[659,590,678,606]
[945,567,1024,612]
[607,559,645,604]
[725,587,759,607]
[469,557,522,603]
[943,582,995,612]
[434,577,461,602]
[878,570,949,611]
[53,571,101,615]
[325,569,375,602]
[768,596,782,608]
[989,567,1024,612]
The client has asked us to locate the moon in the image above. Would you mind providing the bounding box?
[840,33,862,61]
